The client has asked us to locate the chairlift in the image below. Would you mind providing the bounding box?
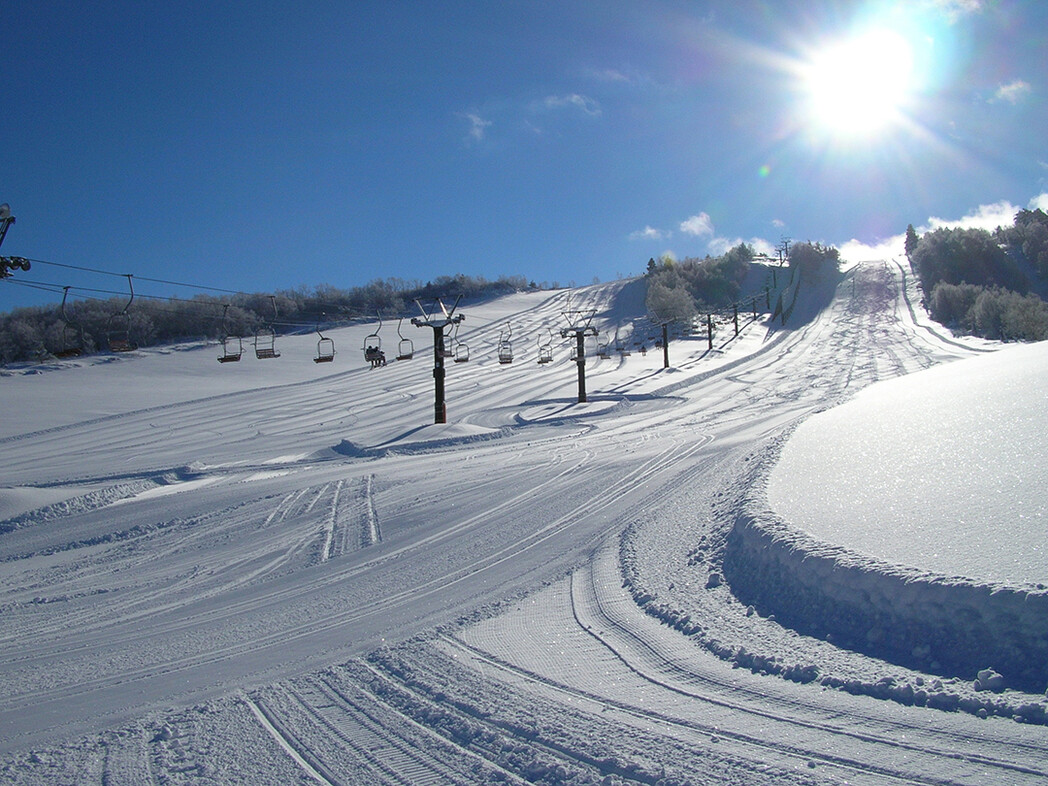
[219,335,244,362]
[363,312,386,367]
[396,317,414,361]
[54,286,85,358]
[497,325,514,364]
[314,313,335,363]
[596,332,611,359]
[107,274,138,352]
[537,327,553,365]
[217,304,243,363]
[615,325,631,357]
[439,323,455,358]
[254,326,279,359]
[254,296,281,359]
[452,321,469,362]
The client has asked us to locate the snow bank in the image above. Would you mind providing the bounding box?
[724,431,1048,694]
[769,341,1048,584]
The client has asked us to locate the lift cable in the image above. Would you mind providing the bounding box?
[24,256,244,296]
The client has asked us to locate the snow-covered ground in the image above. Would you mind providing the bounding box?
[770,341,1048,585]
[2,262,1048,785]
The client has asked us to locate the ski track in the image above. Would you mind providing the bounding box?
[3,264,1038,785]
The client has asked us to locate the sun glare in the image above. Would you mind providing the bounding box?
[802,28,915,139]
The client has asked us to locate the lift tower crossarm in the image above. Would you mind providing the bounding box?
[412,296,465,424]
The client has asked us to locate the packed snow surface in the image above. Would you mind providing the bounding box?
[3,262,1048,785]
[769,340,1048,585]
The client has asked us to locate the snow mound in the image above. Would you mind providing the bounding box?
[335,422,505,456]
[0,486,88,521]
[725,342,1048,691]
[770,341,1048,585]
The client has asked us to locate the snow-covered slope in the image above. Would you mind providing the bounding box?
[770,340,1048,585]
[3,263,1048,785]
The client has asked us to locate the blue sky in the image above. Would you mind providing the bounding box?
[2,0,1046,311]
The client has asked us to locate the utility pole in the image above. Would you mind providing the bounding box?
[412,296,465,424]
[560,308,597,403]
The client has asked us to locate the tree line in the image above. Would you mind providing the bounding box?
[0,273,535,364]
[906,208,1048,341]
[644,241,840,323]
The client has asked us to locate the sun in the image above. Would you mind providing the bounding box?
[801,28,915,139]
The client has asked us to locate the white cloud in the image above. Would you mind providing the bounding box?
[462,112,492,143]
[836,193,1048,266]
[542,94,602,116]
[1029,193,1048,212]
[924,199,1022,233]
[585,67,631,84]
[629,225,670,241]
[772,218,786,229]
[993,80,1032,104]
[926,0,983,22]
[839,235,906,265]
[680,212,715,237]
[707,236,775,257]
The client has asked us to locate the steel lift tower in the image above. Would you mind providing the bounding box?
[560,308,598,403]
[412,296,465,424]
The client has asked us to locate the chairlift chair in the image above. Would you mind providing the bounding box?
[616,326,631,357]
[451,322,469,362]
[315,337,335,363]
[54,286,84,358]
[596,333,611,359]
[107,275,138,352]
[314,315,335,363]
[537,328,553,364]
[217,305,243,363]
[396,317,414,361]
[254,297,281,359]
[254,326,280,359]
[497,326,514,364]
[218,335,243,362]
[108,315,136,352]
[439,323,455,358]
[363,312,385,367]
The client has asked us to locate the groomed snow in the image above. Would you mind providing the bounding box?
[4,263,1048,784]
[769,340,1048,585]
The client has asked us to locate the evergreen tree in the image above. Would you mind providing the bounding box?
[904,224,919,259]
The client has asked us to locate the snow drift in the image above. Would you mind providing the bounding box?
[727,342,1048,692]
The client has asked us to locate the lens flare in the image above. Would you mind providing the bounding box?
[802,28,915,138]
